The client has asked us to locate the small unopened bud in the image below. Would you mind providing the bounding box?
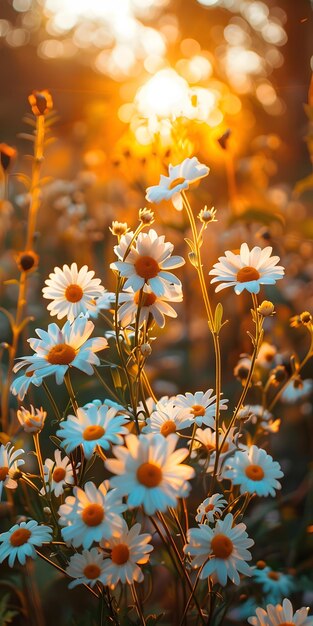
[28,90,53,116]
[139,207,154,225]
[0,143,17,172]
[300,311,312,325]
[257,300,275,317]
[109,221,129,237]
[140,343,152,357]
[271,365,287,385]
[256,560,267,570]
[15,250,39,273]
[198,206,217,224]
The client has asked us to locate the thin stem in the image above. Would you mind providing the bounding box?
[64,370,78,412]
[42,380,62,421]
[35,549,99,598]
[131,584,146,626]
[179,565,205,626]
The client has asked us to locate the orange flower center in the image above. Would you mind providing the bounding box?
[134,291,157,306]
[237,266,260,283]
[52,467,66,483]
[47,343,76,365]
[211,533,233,559]
[245,464,265,481]
[191,405,206,417]
[25,416,41,427]
[136,462,162,488]
[111,543,130,565]
[10,528,31,547]
[81,504,104,527]
[135,256,160,280]
[83,563,101,579]
[160,420,177,437]
[205,504,214,512]
[83,425,105,441]
[0,466,9,481]
[26,370,34,378]
[277,623,294,626]
[65,284,84,303]
[168,176,185,190]
[267,571,280,581]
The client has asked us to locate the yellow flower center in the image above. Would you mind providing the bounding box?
[81,504,104,527]
[10,528,31,547]
[278,623,294,626]
[83,563,101,579]
[83,425,105,441]
[237,266,260,283]
[168,176,185,190]
[245,464,265,481]
[134,291,157,306]
[52,467,66,483]
[111,543,130,565]
[205,503,214,512]
[47,343,76,365]
[160,420,177,437]
[0,466,9,481]
[136,462,162,488]
[267,571,280,581]
[191,405,206,417]
[211,533,233,559]
[135,256,160,280]
[65,284,84,303]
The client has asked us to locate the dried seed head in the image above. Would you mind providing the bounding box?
[28,90,53,116]
[139,207,155,225]
[15,250,39,273]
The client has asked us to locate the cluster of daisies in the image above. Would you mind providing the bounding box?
[2,156,311,623]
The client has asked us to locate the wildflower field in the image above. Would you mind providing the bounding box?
[0,1,312,625]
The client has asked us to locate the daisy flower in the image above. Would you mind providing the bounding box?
[248,598,313,626]
[83,290,115,319]
[223,445,283,497]
[17,405,47,433]
[66,548,107,589]
[195,493,227,524]
[252,567,294,603]
[0,520,52,567]
[209,243,285,295]
[142,399,192,436]
[41,449,74,497]
[110,229,185,297]
[100,520,153,587]
[281,379,313,404]
[184,513,254,586]
[105,433,195,515]
[256,342,277,369]
[190,425,241,474]
[145,157,209,211]
[0,443,24,500]
[175,389,228,428]
[42,262,105,322]
[57,403,129,459]
[58,481,125,549]
[11,370,42,401]
[117,285,182,328]
[238,405,280,433]
[13,317,108,386]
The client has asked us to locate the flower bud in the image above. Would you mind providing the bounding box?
[109,221,129,237]
[0,143,17,172]
[198,206,217,224]
[139,207,155,225]
[15,250,39,273]
[28,90,53,116]
[17,405,47,433]
[300,311,312,325]
[140,343,152,357]
[257,300,275,317]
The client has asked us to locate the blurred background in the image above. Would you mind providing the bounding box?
[0,0,313,624]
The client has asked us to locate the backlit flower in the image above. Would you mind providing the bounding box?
[252,566,294,603]
[58,481,125,549]
[57,403,129,459]
[66,548,106,589]
[248,598,313,626]
[17,405,47,434]
[142,399,192,436]
[105,433,195,515]
[176,389,228,428]
[42,263,104,322]
[223,445,283,497]
[0,443,24,500]
[0,520,52,567]
[117,285,182,328]
[209,244,284,295]
[100,520,153,587]
[13,317,108,385]
[195,493,227,524]
[41,449,74,497]
[184,513,254,586]
[111,229,185,296]
[146,157,209,211]
[11,369,42,401]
